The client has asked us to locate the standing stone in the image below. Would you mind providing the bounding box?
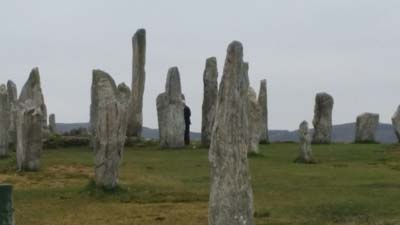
[127,28,146,137]
[156,67,185,148]
[18,67,48,133]
[355,113,379,143]
[0,184,15,225]
[16,68,44,171]
[312,92,334,144]
[0,85,10,157]
[91,70,131,189]
[392,105,400,142]
[49,113,57,134]
[7,81,17,145]
[248,87,262,154]
[201,57,218,147]
[258,79,269,143]
[209,41,254,225]
[295,121,314,163]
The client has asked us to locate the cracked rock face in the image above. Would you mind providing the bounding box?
[156,67,185,149]
[355,113,379,143]
[209,41,254,225]
[392,106,400,142]
[201,57,218,147]
[0,84,10,157]
[90,70,131,189]
[295,121,314,163]
[16,68,46,171]
[258,79,269,144]
[7,80,17,145]
[312,92,334,144]
[127,28,146,138]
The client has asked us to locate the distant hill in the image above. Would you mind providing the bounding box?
[56,122,398,144]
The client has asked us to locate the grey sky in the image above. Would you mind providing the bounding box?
[1,0,399,131]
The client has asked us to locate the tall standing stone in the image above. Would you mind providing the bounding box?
[49,113,57,134]
[16,68,44,171]
[0,84,10,157]
[127,28,146,137]
[295,121,314,163]
[312,92,334,144]
[91,70,131,189]
[7,81,17,145]
[209,41,254,225]
[0,184,15,225]
[201,57,218,147]
[258,79,269,143]
[392,105,400,142]
[156,67,185,148]
[248,87,262,154]
[355,113,379,143]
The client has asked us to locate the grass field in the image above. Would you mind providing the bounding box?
[1,143,400,225]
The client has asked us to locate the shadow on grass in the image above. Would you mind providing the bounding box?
[80,179,208,204]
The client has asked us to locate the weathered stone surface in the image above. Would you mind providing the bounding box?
[209,41,254,225]
[16,68,45,171]
[201,57,218,147]
[295,121,314,163]
[392,106,400,142]
[355,113,379,143]
[248,87,262,154]
[156,67,185,148]
[7,81,17,145]
[258,79,269,143]
[18,68,48,134]
[0,184,15,225]
[90,70,131,189]
[49,113,57,134]
[312,92,334,144]
[127,28,146,137]
[0,84,10,157]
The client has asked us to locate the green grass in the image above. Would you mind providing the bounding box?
[1,143,400,225]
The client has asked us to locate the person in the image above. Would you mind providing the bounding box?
[183,100,191,145]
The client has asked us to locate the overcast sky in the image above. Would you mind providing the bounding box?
[1,0,399,131]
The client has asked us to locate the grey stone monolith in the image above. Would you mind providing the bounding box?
[355,113,379,143]
[16,68,45,171]
[0,184,15,225]
[248,87,262,154]
[127,28,146,138]
[49,113,57,134]
[392,105,400,142]
[312,92,334,144]
[201,57,218,147]
[209,41,254,225]
[0,84,10,157]
[91,70,131,189]
[156,67,185,148]
[295,121,314,163]
[258,79,269,143]
[7,81,17,145]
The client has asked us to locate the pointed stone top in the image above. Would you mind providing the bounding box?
[92,69,117,88]
[117,82,131,103]
[358,112,379,118]
[204,57,218,81]
[165,67,182,101]
[7,80,16,88]
[19,67,43,103]
[260,79,266,85]
[226,41,243,64]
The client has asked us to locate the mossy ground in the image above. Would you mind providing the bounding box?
[1,143,400,225]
